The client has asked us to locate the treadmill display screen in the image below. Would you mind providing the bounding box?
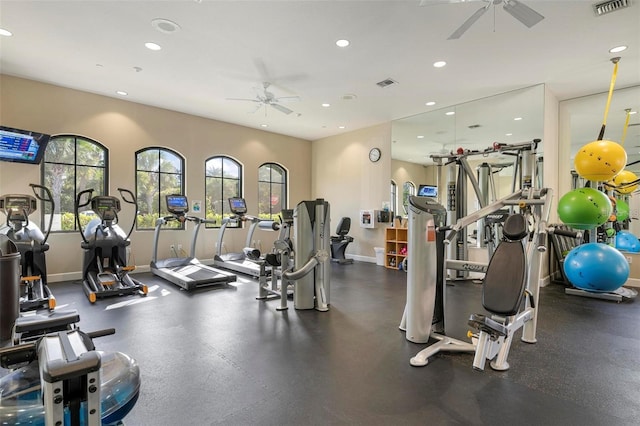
[229,197,247,214]
[166,195,189,214]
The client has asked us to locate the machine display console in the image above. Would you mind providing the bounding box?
[0,195,37,220]
[228,197,247,215]
[91,196,121,221]
[280,209,294,223]
[166,195,189,215]
[418,185,438,198]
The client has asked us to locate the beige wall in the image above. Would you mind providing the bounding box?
[312,123,392,261]
[0,75,312,280]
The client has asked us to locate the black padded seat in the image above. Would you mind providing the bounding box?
[15,310,80,334]
[330,217,354,263]
[481,214,527,316]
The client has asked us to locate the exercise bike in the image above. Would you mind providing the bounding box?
[75,188,148,303]
[0,184,56,311]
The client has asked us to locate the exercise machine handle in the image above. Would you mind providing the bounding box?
[75,188,94,244]
[86,328,116,339]
[117,188,138,239]
[30,183,55,244]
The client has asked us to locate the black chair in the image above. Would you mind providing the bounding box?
[330,217,354,264]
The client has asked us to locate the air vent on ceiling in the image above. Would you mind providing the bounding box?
[593,0,630,16]
[468,124,481,129]
[376,78,397,88]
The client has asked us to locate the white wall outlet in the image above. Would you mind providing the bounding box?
[626,256,632,264]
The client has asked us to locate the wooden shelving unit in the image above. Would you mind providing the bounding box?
[385,227,408,270]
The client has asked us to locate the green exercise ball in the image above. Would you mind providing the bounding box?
[558,188,612,230]
[616,199,630,222]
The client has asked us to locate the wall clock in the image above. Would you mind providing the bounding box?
[369,147,381,163]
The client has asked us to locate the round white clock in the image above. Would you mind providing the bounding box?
[369,147,381,163]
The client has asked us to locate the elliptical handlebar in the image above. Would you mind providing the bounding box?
[75,188,95,244]
[117,187,138,239]
[29,183,55,244]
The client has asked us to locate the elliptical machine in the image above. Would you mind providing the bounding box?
[75,188,148,303]
[0,184,56,311]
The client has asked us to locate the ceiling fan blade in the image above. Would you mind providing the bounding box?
[271,103,294,115]
[274,96,300,103]
[448,4,490,39]
[226,98,260,102]
[502,0,544,28]
[419,0,484,6]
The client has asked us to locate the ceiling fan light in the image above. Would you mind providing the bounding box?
[609,45,627,53]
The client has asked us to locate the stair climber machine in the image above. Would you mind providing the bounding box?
[213,197,280,279]
[0,184,56,311]
[282,199,331,311]
[257,209,295,310]
[75,188,148,303]
[151,194,237,290]
[400,183,553,371]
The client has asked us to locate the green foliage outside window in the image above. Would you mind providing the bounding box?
[205,156,242,228]
[42,135,107,232]
[136,148,184,230]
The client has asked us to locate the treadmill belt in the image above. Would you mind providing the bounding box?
[171,265,231,282]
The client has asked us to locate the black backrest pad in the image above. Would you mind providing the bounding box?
[482,240,526,316]
[335,217,351,236]
[502,214,528,241]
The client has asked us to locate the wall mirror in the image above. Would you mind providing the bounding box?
[391,84,545,214]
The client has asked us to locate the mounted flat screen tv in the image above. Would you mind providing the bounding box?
[418,184,438,198]
[0,126,51,165]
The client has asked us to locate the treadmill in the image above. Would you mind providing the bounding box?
[213,197,273,278]
[150,194,236,290]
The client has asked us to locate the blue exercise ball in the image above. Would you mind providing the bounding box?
[563,243,629,293]
[615,230,640,253]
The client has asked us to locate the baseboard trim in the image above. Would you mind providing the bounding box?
[48,265,151,284]
[347,254,376,263]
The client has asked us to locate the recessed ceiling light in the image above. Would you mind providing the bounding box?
[0,28,12,37]
[609,45,627,53]
[506,133,513,136]
[116,90,128,96]
[336,39,350,47]
[425,101,436,106]
[445,111,455,116]
[433,61,447,68]
[338,125,346,129]
[260,124,268,128]
[322,103,331,107]
[145,42,162,51]
[151,18,181,34]
[514,117,523,121]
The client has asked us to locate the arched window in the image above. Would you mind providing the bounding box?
[135,147,185,230]
[205,156,242,228]
[258,163,287,220]
[402,181,416,216]
[42,135,108,232]
[390,180,397,217]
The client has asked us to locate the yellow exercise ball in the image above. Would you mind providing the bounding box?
[574,140,627,181]
[607,170,638,194]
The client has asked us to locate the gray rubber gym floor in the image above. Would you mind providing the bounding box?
[8,262,640,425]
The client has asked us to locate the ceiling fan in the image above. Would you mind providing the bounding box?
[226,82,300,115]
[420,0,545,40]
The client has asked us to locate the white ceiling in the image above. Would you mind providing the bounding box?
[0,0,639,143]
